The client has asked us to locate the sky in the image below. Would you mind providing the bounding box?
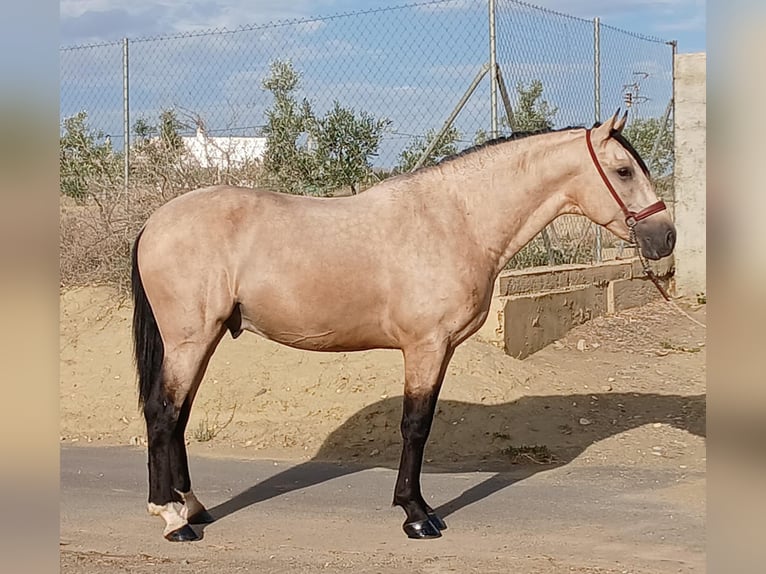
[61,0,706,52]
[59,0,704,167]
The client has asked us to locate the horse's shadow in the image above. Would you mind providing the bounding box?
[199,392,705,533]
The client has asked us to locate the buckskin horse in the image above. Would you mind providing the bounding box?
[131,110,675,541]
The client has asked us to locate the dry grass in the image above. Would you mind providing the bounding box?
[59,147,266,292]
[501,444,556,465]
[60,188,178,293]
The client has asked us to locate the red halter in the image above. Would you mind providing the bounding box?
[585,128,666,228]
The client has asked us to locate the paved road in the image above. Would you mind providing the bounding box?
[61,446,705,573]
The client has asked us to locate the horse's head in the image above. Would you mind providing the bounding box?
[572,110,676,260]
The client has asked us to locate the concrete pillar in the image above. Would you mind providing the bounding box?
[673,52,706,297]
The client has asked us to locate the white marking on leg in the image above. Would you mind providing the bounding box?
[178,489,205,521]
[147,502,187,536]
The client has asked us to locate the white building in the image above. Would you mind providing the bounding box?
[182,127,267,169]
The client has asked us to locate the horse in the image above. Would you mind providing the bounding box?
[131,110,675,542]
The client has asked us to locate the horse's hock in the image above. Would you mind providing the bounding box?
[475,257,674,359]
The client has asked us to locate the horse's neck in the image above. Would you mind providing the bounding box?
[454,133,582,275]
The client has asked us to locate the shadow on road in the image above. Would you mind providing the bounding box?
[203,392,705,531]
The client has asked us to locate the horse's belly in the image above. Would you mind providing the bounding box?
[238,304,395,352]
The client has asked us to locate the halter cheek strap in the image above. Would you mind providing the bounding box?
[585,128,666,228]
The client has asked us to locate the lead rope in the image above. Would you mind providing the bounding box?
[629,226,707,329]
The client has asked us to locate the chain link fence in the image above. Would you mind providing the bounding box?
[60,0,674,269]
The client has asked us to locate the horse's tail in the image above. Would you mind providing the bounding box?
[131,229,164,407]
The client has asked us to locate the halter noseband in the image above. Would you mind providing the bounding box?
[585,128,666,228]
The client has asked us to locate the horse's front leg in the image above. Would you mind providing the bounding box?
[393,340,454,539]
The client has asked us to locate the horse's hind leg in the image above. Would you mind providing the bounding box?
[145,329,225,541]
[143,373,193,541]
[393,340,454,539]
[169,378,216,525]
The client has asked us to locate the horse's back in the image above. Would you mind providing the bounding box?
[141,184,376,260]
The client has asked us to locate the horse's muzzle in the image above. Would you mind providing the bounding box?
[633,217,676,260]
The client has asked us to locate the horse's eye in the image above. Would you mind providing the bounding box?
[616,167,632,178]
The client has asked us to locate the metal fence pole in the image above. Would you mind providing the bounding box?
[593,17,601,125]
[411,63,490,171]
[488,0,498,138]
[122,37,130,202]
[593,17,603,263]
[650,97,673,170]
[496,65,517,131]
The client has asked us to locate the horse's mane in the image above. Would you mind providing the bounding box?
[434,123,650,177]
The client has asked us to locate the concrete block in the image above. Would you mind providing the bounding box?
[498,260,632,296]
[472,295,506,348]
[488,257,676,359]
[503,285,607,359]
[607,277,669,314]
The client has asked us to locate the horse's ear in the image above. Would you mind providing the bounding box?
[592,109,621,141]
[613,109,628,133]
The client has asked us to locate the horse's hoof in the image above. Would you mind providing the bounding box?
[188,509,215,524]
[164,524,199,542]
[403,518,442,539]
[427,512,447,531]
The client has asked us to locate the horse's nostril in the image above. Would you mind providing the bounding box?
[666,229,676,250]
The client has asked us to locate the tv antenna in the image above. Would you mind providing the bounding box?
[622,71,651,108]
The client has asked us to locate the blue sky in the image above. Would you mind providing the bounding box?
[60,0,704,167]
[61,0,705,52]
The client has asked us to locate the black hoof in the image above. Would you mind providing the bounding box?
[165,524,199,542]
[403,518,442,539]
[188,509,215,525]
[427,512,447,531]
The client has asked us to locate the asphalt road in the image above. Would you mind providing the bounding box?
[60,446,705,573]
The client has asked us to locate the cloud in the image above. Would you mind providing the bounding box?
[60,7,174,42]
[533,0,701,18]
[60,0,706,47]
[655,12,706,32]
[60,0,339,44]
[415,0,475,12]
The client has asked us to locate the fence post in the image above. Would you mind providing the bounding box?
[411,64,490,172]
[488,0,498,138]
[122,37,130,202]
[496,65,517,131]
[650,97,673,173]
[593,17,603,263]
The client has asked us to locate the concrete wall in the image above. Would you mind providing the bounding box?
[673,52,706,297]
[474,257,674,359]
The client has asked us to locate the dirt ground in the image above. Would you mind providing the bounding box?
[60,286,706,571]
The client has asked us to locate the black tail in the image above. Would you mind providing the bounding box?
[132,230,164,407]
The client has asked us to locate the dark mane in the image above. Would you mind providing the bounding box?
[436,123,651,177]
[441,125,584,165]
